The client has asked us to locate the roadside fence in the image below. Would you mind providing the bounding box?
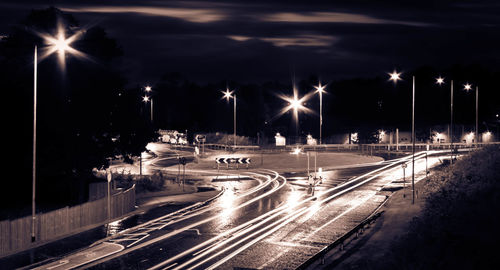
[0,185,136,258]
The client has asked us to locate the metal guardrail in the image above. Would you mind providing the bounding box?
[295,210,385,270]
[206,142,499,153]
[205,144,260,151]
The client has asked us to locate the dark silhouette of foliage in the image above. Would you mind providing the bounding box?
[376,146,500,269]
[0,7,155,216]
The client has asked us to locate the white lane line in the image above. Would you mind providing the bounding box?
[45,260,69,270]
[82,172,285,269]
[191,157,419,269]
[163,263,178,270]
[258,154,437,269]
[112,171,272,242]
[147,177,288,270]
[200,208,311,270]
[33,243,124,270]
[153,161,404,270]
[310,193,374,236]
[192,241,221,257]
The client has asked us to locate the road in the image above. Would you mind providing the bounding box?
[33,150,445,270]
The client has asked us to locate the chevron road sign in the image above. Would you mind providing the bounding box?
[237,158,251,164]
[215,157,251,169]
[215,157,227,164]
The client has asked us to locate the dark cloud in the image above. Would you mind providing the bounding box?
[1,0,499,85]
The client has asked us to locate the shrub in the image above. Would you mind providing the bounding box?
[378,146,500,269]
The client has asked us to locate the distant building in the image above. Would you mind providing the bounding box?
[158,129,187,144]
[482,131,494,142]
[306,134,317,145]
[275,133,286,146]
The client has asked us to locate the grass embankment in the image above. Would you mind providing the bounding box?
[379,146,500,269]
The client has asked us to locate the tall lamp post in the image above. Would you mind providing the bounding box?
[314,82,327,145]
[140,95,152,176]
[143,85,153,123]
[436,76,454,163]
[389,71,416,204]
[222,88,236,148]
[32,27,81,242]
[464,83,479,145]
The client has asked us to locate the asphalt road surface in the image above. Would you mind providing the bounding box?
[32,150,444,270]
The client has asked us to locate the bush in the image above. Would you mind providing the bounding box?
[134,172,165,193]
[379,146,500,269]
[202,132,252,145]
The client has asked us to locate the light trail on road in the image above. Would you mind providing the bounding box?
[35,170,284,270]
[38,150,450,270]
[144,152,433,270]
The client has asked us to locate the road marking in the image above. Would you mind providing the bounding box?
[45,260,69,270]
[183,156,423,269]
[272,241,317,249]
[69,171,283,270]
[33,242,124,270]
[186,228,201,235]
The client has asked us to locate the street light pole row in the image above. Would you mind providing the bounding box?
[221,82,327,148]
[389,70,482,204]
[143,85,153,123]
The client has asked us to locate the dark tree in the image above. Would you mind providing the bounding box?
[0,7,155,217]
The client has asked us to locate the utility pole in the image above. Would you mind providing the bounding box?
[412,76,416,204]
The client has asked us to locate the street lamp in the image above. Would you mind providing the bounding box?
[143,86,153,122]
[32,25,81,242]
[389,70,416,204]
[314,82,327,145]
[435,76,454,164]
[388,70,402,83]
[464,83,479,145]
[284,89,308,144]
[221,88,236,148]
[273,86,314,144]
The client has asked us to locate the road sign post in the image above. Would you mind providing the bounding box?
[402,163,407,196]
[178,157,186,191]
[106,171,112,235]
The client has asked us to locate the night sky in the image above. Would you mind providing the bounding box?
[1,0,499,86]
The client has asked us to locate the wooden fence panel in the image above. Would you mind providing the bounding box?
[0,220,10,254]
[0,185,135,257]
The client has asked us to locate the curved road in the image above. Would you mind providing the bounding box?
[34,150,446,270]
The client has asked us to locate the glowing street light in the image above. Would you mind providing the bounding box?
[279,89,312,119]
[388,70,402,83]
[221,88,236,148]
[435,76,454,164]
[378,130,386,143]
[463,83,479,145]
[142,86,154,122]
[36,23,85,70]
[280,87,313,143]
[436,76,445,85]
[388,70,416,204]
[32,24,83,242]
[290,96,303,112]
[314,82,327,145]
